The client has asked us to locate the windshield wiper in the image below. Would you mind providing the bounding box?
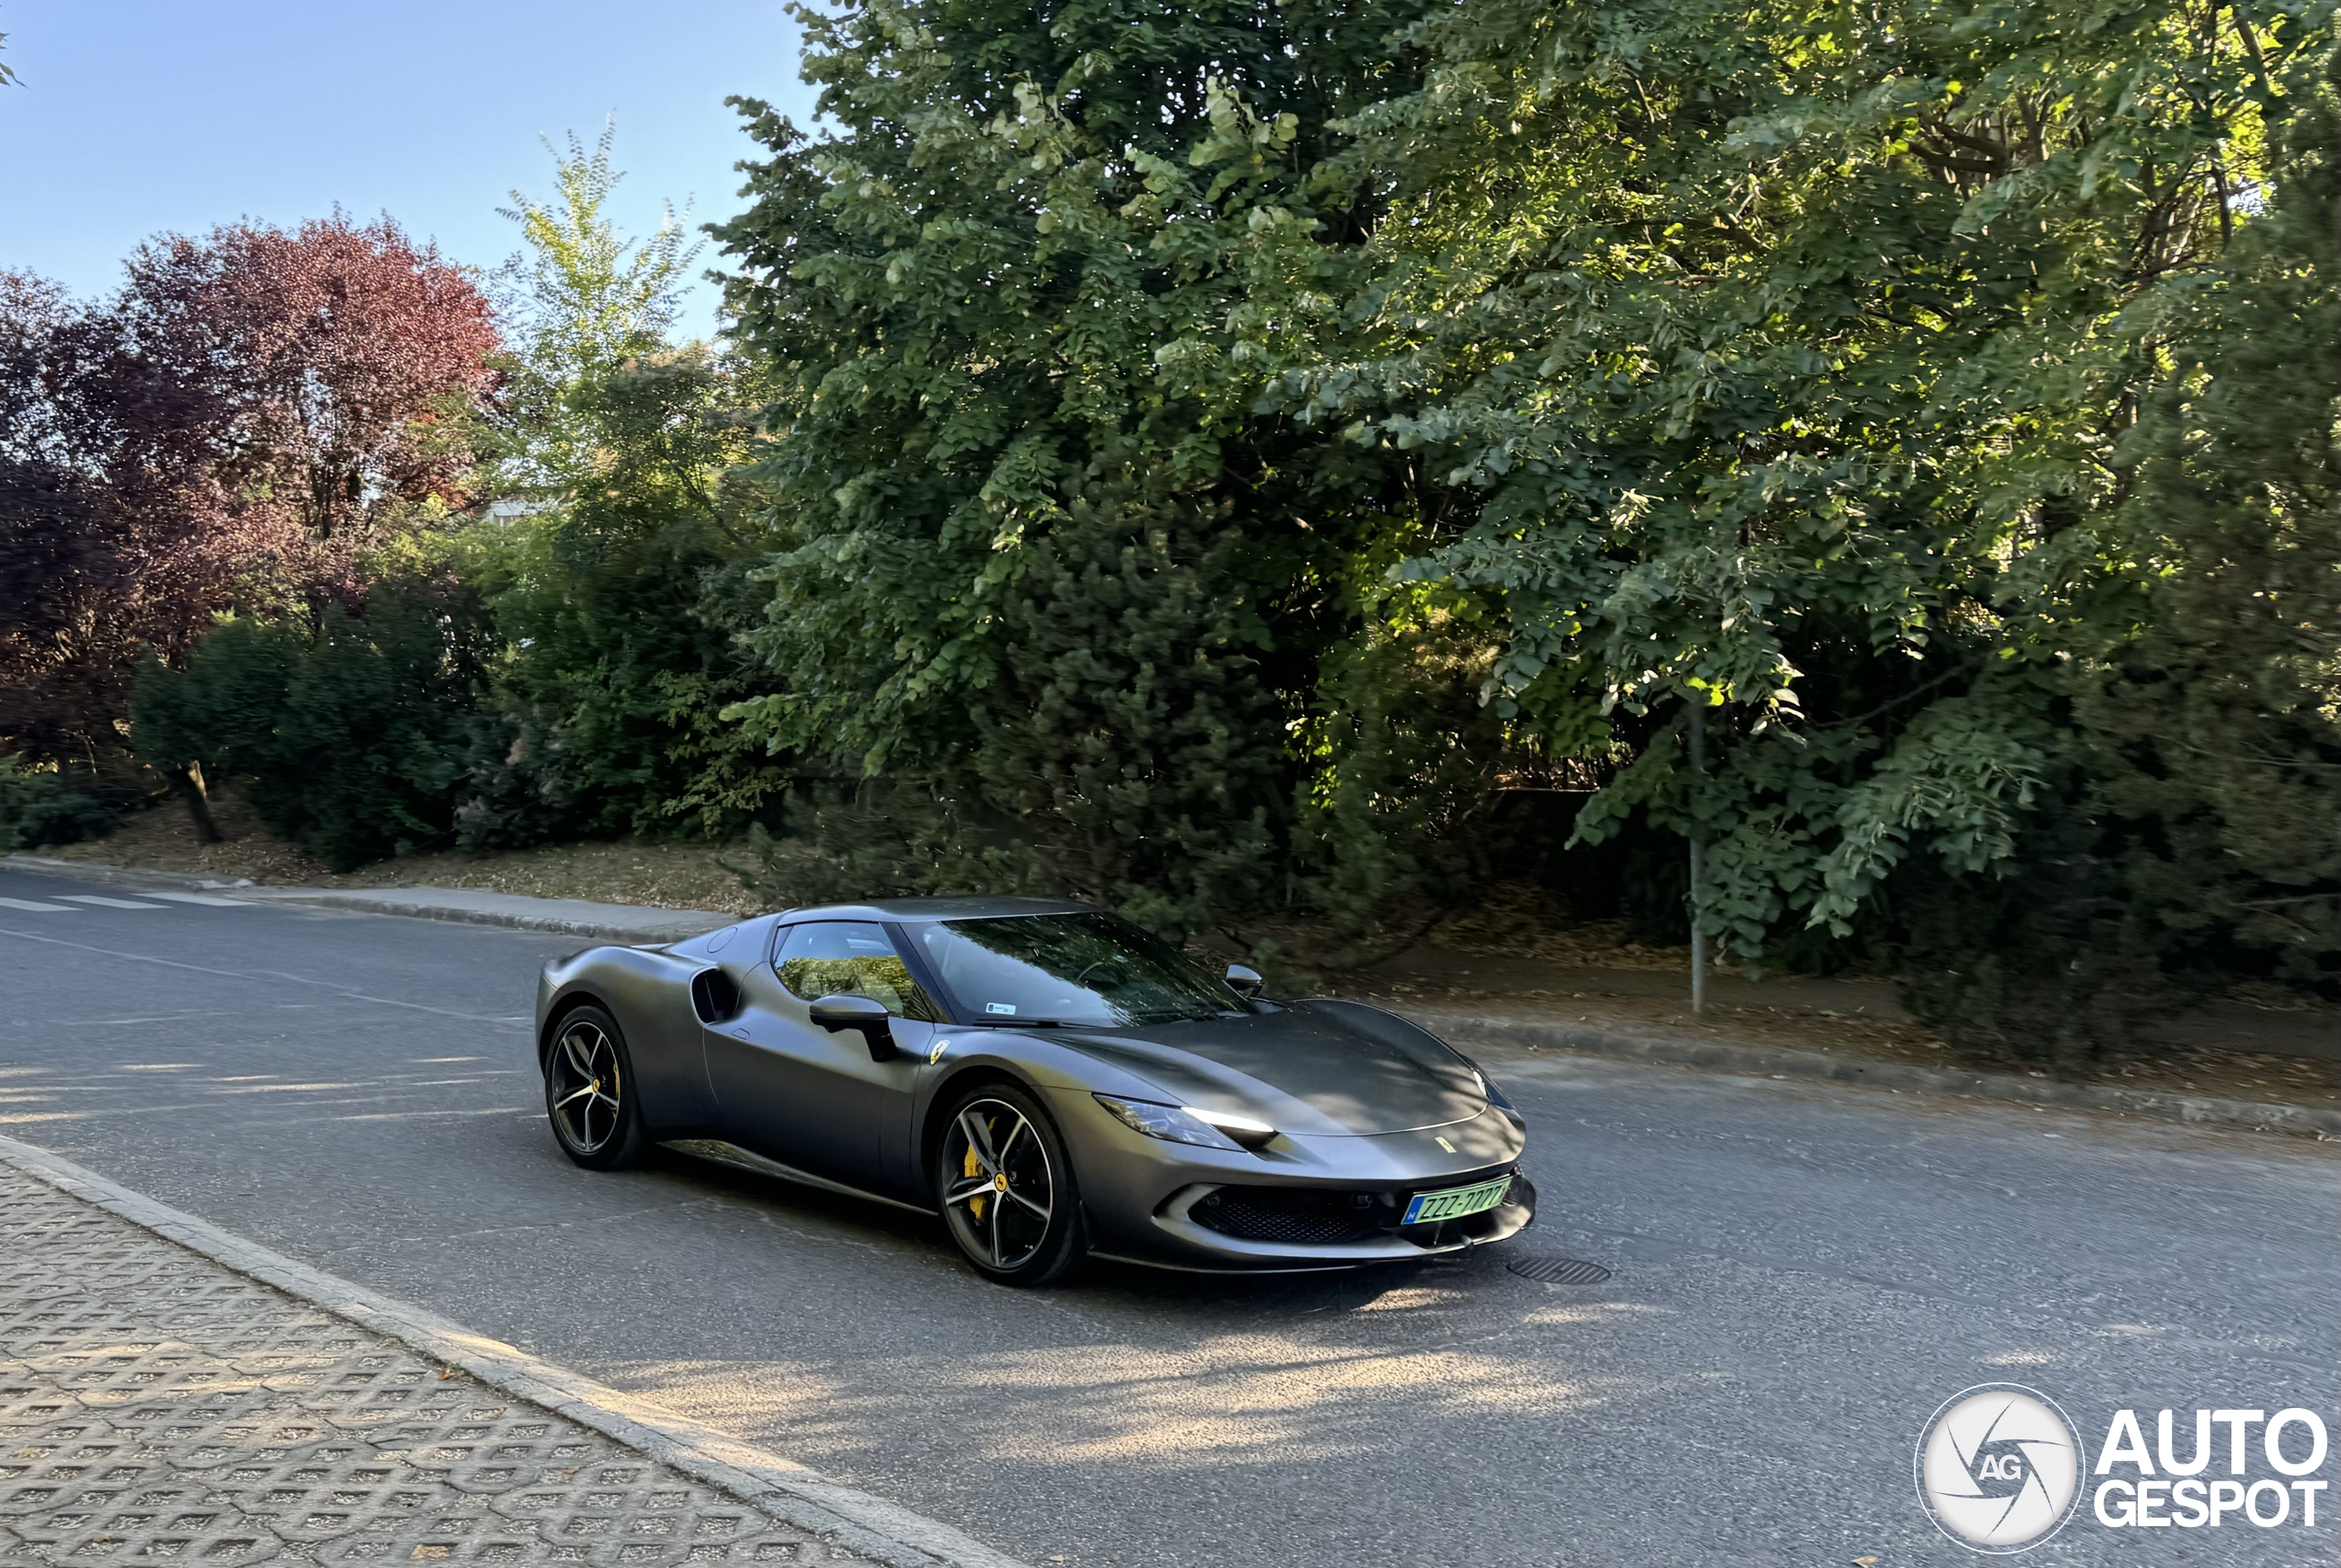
[960,1009,1222,1029]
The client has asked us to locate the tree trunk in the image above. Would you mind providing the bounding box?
[172,763,223,845]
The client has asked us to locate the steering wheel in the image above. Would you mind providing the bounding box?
[1072,958,1128,988]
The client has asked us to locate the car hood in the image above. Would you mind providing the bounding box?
[1050,1001,1486,1136]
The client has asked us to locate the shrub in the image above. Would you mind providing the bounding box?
[0,756,113,850]
[134,581,492,870]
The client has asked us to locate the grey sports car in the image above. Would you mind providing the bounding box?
[534,896,1536,1285]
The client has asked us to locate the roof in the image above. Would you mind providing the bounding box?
[779,895,1098,923]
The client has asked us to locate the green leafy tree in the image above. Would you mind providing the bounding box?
[1891,49,2339,1059]
[487,123,701,499]
[959,498,1287,931]
[1292,594,1531,947]
[460,132,778,846]
[459,348,779,844]
[712,0,1446,933]
[1272,0,2333,1015]
[2080,56,2339,978]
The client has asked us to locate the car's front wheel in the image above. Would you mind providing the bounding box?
[543,1004,646,1170]
[935,1084,1083,1285]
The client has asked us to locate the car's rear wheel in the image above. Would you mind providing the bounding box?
[544,1004,646,1170]
[936,1084,1083,1285]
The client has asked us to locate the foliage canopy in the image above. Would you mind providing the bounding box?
[714,0,2336,1029]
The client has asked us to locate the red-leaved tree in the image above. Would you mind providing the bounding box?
[108,216,504,617]
[1,272,132,774]
[0,218,500,784]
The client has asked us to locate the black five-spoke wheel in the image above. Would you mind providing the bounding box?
[544,1004,645,1169]
[937,1085,1082,1285]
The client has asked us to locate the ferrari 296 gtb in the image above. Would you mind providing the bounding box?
[534,897,1536,1285]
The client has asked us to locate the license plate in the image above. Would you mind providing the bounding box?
[1403,1174,1513,1225]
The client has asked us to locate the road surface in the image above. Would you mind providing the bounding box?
[4,861,2335,1566]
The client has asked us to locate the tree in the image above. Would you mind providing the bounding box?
[2078,48,2340,988]
[0,274,131,780]
[1888,47,2340,1058]
[486,123,701,500]
[1269,0,2332,1012]
[456,133,775,848]
[459,347,779,846]
[713,0,1443,933]
[109,217,502,603]
[0,219,500,802]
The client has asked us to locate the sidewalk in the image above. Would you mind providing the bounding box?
[3,856,731,944]
[0,1143,1021,1568]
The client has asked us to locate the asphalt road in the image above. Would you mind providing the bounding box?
[4,860,2336,1568]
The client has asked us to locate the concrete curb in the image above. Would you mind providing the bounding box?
[1403,1008,2341,1139]
[12,852,2332,1139]
[229,885,732,944]
[0,1131,1031,1568]
[3,853,259,894]
[2,853,732,944]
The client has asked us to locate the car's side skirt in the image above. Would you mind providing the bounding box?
[661,1138,938,1217]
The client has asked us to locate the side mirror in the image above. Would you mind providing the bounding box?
[809,993,897,1061]
[1224,964,1264,999]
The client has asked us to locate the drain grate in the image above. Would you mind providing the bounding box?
[1509,1254,1612,1285]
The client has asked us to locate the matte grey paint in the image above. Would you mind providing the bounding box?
[536,899,1535,1270]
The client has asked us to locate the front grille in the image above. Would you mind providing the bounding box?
[1186,1168,1518,1247]
[1190,1187,1391,1244]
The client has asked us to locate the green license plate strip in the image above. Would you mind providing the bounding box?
[1403,1174,1513,1225]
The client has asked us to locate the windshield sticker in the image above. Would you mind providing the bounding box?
[987,1002,1017,1015]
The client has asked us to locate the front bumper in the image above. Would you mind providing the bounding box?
[1042,1083,1538,1271]
[1136,1174,1538,1269]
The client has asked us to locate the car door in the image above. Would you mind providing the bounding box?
[702,920,939,1193]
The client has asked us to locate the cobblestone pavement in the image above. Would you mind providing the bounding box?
[0,1167,863,1566]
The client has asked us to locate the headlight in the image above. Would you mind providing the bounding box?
[1094,1094,1274,1151]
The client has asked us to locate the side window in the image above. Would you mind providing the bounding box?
[773,922,942,1022]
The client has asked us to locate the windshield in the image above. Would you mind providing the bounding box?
[913,912,1242,1027]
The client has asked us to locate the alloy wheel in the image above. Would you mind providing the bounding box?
[549,1018,624,1154]
[940,1097,1055,1271]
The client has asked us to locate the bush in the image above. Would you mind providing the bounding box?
[0,756,114,850]
[134,581,492,870]
[131,618,306,785]
[1290,616,1534,955]
[458,349,780,851]
[1885,798,2188,1071]
[732,784,1011,911]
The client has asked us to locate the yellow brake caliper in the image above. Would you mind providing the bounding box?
[964,1141,986,1221]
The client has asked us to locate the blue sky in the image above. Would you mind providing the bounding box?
[0,1,820,338]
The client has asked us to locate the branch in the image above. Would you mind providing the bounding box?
[2228,5,2278,98]
[1808,661,1973,732]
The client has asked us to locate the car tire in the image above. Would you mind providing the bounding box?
[543,1004,647,1170]
[935,1083,1084,1286]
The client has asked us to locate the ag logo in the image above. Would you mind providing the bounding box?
[1916,1384,2087,1552]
